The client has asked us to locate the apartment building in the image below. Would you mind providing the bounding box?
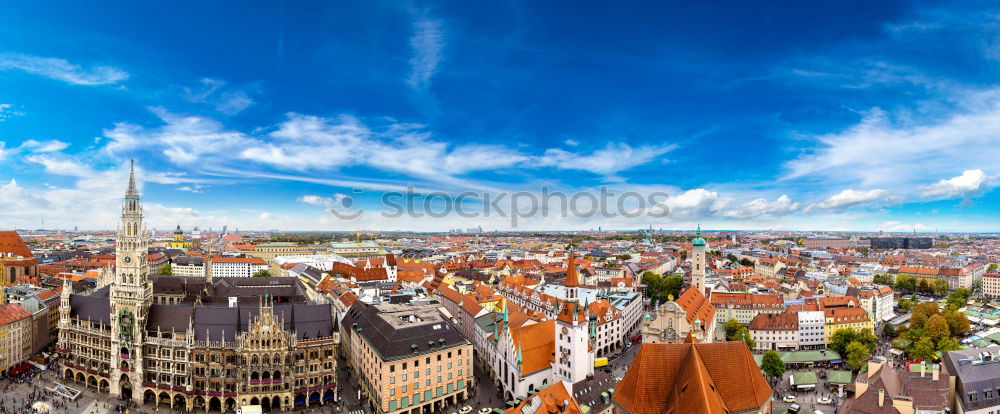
[748,312,799,351]
[340,301,474,414]
[0,303,32,372]
[797,311,825,350]
[211,257,268,278]
[984,272,1000,299]
[823,307,874,343]
[710,293,785,325]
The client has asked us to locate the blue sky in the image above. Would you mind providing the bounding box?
[2,0,1000,231]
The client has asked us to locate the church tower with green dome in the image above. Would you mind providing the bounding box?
[691,225,706,294]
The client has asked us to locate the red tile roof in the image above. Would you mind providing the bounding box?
[506,380,581,414]
[0,231,33,258]
[0,303,32,325]
[613,341,772,414]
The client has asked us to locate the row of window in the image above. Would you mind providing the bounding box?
[387,381,463,412]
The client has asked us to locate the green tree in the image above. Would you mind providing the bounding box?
[946,288,971,310]
[663,274,683,300]
[873,274,894,285]
[910,337,937,361]
[829,328,860,356]
[726,254,739,263]
[616,254,632,261]
[724,319,743,341]
[159,263,173,276]
[917,279,932,294]
[895,275,917,292]
[925,314,950,343]
[988,264,998,272]
[896,297,914,313]
[252,269,272,278]
[932,279,950,296]
[846,341,871,371]
[943,309,971,337]
[882,323,896,339]
[937,337,962,353]
[738,258,755,267]
[761,350,785,379]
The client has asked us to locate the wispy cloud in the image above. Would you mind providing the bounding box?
[0,104,24,122]
[406,14,444,91]
[0,52,128,85]
[815,188,890,211]
[183,78,256,115]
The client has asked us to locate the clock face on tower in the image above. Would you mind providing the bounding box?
[123,255,132,264]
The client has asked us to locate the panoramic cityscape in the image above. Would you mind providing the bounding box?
[4,1,1000,414]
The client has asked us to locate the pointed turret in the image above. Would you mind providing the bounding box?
[564,253,580,288]
[125,159,139,198]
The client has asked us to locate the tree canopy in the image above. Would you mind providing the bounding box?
[761,350,785,379]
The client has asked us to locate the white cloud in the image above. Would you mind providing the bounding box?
[0,53,128,85]
[94,109,677,195]
[176,185,205,193]
[880,221,928,232]
[105,107,253,163]
[784,91,1000,192]
[922,169,990,198]
[19,139,69,153]
[660,188,731,221]
[24,155,92,176]
[537,142,676,176]
[407,15,444,90]
[723,195,800,219]
[816,188,889,210]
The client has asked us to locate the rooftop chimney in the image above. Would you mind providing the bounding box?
[920,363,925,378]
[878,389,885,407]
[933,364,939,381]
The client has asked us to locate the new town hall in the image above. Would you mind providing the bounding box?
[56,163,339,412]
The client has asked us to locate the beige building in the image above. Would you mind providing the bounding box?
[711,293,785,325]
[249,243,317,261]
[340,301,474,414]
[0,302,32,372]
[984,272,1000,299]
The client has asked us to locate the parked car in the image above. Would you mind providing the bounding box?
[782,396,796,403]
[817,397,832,405]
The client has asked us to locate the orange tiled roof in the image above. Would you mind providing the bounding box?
[749,312,798,331]
[0,232,33,259]
[510,320,556,376]
[824,307,870,323]
[506,380,581,414]
[0,303,32,325]
[675,287,715,332]
[613,341,772,414]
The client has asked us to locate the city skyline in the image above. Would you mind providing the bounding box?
[3,1,1000,232]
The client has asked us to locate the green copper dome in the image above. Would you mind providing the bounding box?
[692,224,706,247]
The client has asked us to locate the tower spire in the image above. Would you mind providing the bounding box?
[126,159,139,197]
